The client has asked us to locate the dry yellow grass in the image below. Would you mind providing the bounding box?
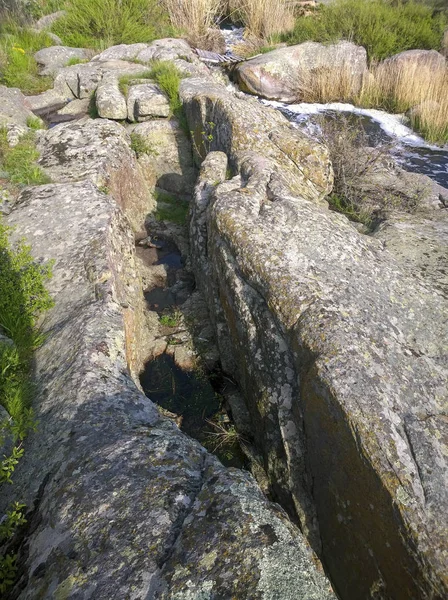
[162,0,222,46]
[223,0,295,40]
[359,59,448,143]
[297,63,365,103]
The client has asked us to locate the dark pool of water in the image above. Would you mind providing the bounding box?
[144,287,177,313]
[140,354,247,468]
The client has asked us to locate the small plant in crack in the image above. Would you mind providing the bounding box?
[159,309,182,328]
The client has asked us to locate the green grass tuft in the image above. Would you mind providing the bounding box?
[65,56,88,66]
[130,132,158,157]
[155,190,189,225]
[51,0,172,50]
[0,128,50,186]
[284,0,447,61]
[26,116,46,130]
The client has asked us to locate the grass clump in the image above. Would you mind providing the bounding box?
[284,0,447,61]
[147,60,183,114]
[155,190,189,225]
[159,309,182,327]
[26,115,45,130]
[0,20,54,94]
[0,128,50,186]
[65,56,88,66]
[224,0,295,41]
[162,0,222,47]
[52,0,172,50]
[130,132,158,157]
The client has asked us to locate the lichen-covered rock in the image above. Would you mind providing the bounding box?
[37,118,153,230]
[235,41,368,102]
[180,77,333,204]
[130,119,196,195]
[96,74,127,120]
[95,43,148,62]
[191,150,448,600]
[382,48,446,71]
[127,83,170,121]
[135,38,195,63]
[0,85,36,127]
[1,121,335,599]
[34,46,91,76]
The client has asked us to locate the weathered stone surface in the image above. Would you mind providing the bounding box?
[0,85,36,127]
[136,38,194,63]
[131,119,196,194]
[191,146,448,599]
[34,46,91,76]
[57,97,90,116]
[0,118,335,600]
[382,48,446,71]
[127,83,170,121]
[235,41,368,102]
[180,77,333,204]
[96,74,127,120]
[52,60,147,99]
[95,43,148,62]
[157,461,335,599]
[37,118,153,230]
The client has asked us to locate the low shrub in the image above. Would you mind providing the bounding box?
[284,0,447,61]
[0,20,53,93]
[318,114,421,226]
[52,0,172,49]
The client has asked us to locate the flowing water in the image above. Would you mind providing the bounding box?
[262,100,448,188]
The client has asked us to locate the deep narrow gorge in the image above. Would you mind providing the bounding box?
[0,21,447,600]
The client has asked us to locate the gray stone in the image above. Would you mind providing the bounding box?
[0,85,36,127]
[34,46,91,76]
[96,74,127,120]
[136,38,194,64]
[57,98,90,116]
[180,77,333,204]
[127,84,170,122]
[131,119,196,194]
[382,48,446,71]
[188,137,448,598]
[36,118,153,230]
[95,43,148,62]
[235,41,368,102]
[1,115,335,600]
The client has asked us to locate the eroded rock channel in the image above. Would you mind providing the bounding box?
[0,37,447,600]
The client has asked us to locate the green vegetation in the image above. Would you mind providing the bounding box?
[147,60,183,114]
[118,70,153,96]
[51,0,172,50]
[159,310,182,327]
[130,132,158,157]
[155,190,189,225]
[26,115,45,130]
[0,20,53,93]
[65,56,88,66]
[284,0,447,61]
[0,128,50,186]
[0,218,53,593]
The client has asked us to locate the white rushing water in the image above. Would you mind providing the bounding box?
[261,100,448,188]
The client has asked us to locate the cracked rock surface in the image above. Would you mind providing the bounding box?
[1,92,335,599]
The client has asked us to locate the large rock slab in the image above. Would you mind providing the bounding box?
[180,77,333,204]
[190,142,448,599]
[0,126,335,599]
[34,46,91,76]
[235,41,368,102]
[0,85,36,127]
[95,74,127,120]
[130,119,197,195]
[37,118,153,230]
[126,83,170,121]
[382,48,446,71]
